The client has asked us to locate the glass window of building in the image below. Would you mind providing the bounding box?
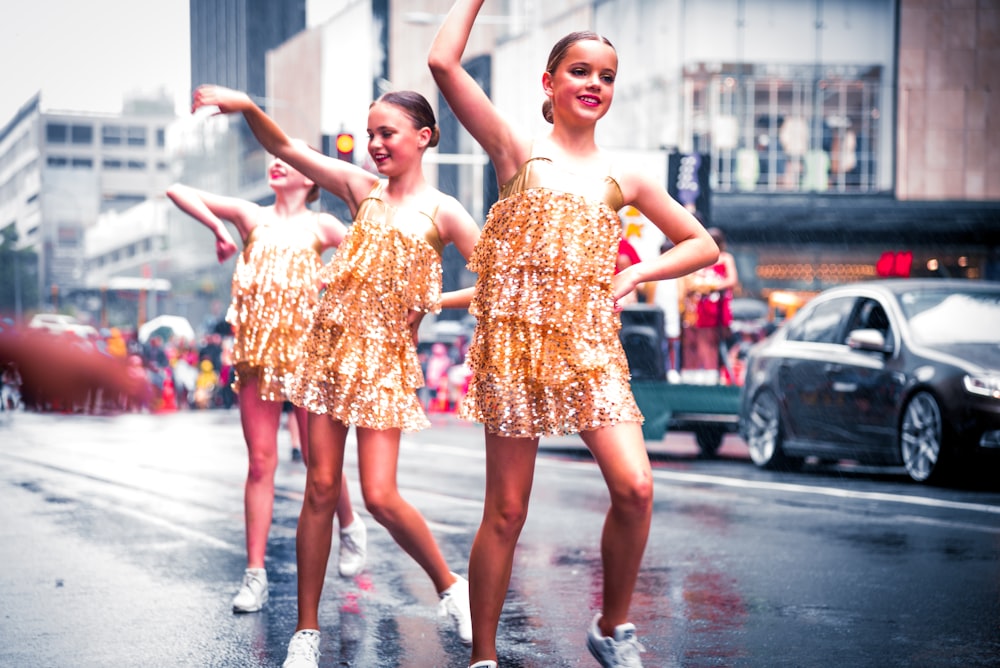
[127,160,146,170]
[103,159,122,169]
[71,157,93,169]
[71,124,93,145]
[156,128,166,147]
[127,126,146,147]
[103,125,122,145]
[46,156,67,167]
[46,123,68,144]
[684,63,884,194]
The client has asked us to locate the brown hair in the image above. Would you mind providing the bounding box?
[372,90,440,148]
[541,31,616,124]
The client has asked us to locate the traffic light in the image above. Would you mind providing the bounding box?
[335,132,354,163]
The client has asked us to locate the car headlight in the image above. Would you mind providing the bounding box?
[964,374,1000,399]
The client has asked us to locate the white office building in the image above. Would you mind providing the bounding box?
[0,92,176,308]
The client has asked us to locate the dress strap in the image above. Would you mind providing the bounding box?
[242,207,264,248]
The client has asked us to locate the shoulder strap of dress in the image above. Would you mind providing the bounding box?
[422,195,441,222]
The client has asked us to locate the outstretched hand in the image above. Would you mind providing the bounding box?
[192,85,251,115]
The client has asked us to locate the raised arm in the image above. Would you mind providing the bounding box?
[428,0,529,182]
[192,85,375,215]
[165,183,251,262]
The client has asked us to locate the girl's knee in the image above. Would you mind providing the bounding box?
[613,471,654,515]
[361,487,400,525]
[304,475,341,511]
[484,499,530,539]
[247,454,278,482]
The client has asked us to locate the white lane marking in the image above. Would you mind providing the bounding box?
[646,469,1000,516]
[406,441,1000,518]
[3,455,245,553]
[83,493,245,553]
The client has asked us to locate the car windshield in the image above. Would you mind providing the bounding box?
[901,289,1000,345]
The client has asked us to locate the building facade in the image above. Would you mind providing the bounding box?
[189,0,307,105]
[0,93,176,314]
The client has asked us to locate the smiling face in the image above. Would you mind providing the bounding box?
[267,140,316,198]
[366,101,431,177]
[543,37,618,126]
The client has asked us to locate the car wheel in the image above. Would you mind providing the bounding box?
[746,390,799,470]
[900,391,948,483]
[695,425,727,459]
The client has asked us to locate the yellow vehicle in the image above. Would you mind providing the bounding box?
[766,290,815,324]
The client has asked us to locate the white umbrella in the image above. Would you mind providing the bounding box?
[138,315,196,344]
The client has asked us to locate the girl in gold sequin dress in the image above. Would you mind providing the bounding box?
[192,85,482,665]
[431,4,720,667]
[167,153,367,615]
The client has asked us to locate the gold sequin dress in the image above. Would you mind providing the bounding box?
[459,156,644,437]
[288,182,443,431]
[226,215,324,401]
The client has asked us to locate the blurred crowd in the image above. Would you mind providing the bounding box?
[0,319,237,415]
[1,317,481,417]
[417,335,471,413]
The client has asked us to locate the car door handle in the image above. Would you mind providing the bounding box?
[832,381,857,392]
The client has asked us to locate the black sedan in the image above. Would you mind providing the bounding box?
[738,279,1000,483]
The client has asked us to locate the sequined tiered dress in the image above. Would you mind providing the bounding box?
[459,157,644,437]
[226,218,324,401]
[288,182,443,431]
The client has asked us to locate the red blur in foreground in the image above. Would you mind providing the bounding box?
[0,327,151,412]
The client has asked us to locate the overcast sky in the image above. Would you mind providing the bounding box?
[0,0,338,126]
[0,0,191,123]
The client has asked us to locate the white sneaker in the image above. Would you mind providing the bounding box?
[231,568,268,613]
[586,614,645,667]
[438,573,473,645]
[470,662,498,668]
[282,629,321,668]
[338,512,367,577]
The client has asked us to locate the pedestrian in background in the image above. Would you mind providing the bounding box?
[429,3,719,667]
[683,226,739,384]
[191,84,481,667]
[167,151,367,615]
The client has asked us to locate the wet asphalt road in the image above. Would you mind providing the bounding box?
[1,408,999,667]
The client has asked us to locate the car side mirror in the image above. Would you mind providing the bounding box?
[847,328,892,354]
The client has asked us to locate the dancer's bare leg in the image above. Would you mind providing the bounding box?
[293,414,348,632]
[238,377,283,569]
[467,433,539,664]
[581,422,653,634]
[356,427,454,592]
